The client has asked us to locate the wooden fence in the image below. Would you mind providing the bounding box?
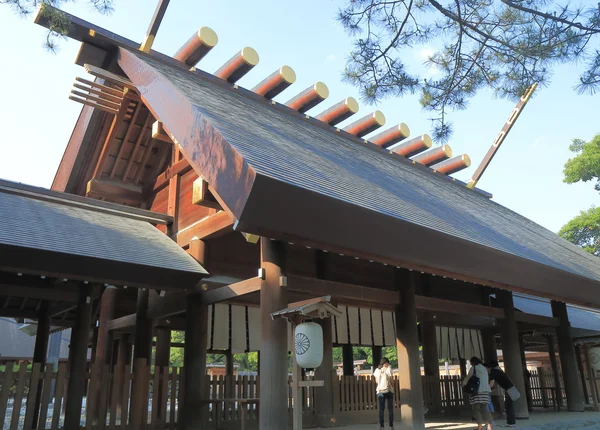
[6,363,599,429]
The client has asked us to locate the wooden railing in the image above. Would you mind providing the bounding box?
[6,363,596,429]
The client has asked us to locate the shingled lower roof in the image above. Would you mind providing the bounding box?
[0,179,207,289]
[117,48,600,307]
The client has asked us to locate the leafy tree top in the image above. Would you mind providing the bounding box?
[338,0,600,142]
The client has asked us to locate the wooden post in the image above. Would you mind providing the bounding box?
[32,300,50,428]
[342,344,354,376]
[551,300,585,412]
[155,327,171,367]
[291,317,302,430]
[181,237,209,430]
[180,293,209,430]
[259,238,289,430]
[583,344,600,411]
[117,334,132,366]
[155,327,171,420]
[315,318,335,425]
[395,270,425,430]
[575,344,590,404]
[497,290,529,419]
[538,367,550,408]
[225,349,235,398]
[518,335,533,411]
[130,288,153,429]
[459,358,467,379]
[372,346,382,369]
[96,286,117,364]
[482,328,498,363]
[421,320,442,412]
[64,286,93,430]
[547,335,562,409]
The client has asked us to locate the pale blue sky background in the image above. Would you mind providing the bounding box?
[0,0,599,233]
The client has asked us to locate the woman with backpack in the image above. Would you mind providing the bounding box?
[486,360,519,428]
[463,357,493,430]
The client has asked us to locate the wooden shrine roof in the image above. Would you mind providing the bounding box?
[0,179,206,290]
[114,48,600,308]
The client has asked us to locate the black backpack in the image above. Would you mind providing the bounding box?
[463,373,480,395]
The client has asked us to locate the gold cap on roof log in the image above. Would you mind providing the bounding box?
[390,134,432,157]
[315,97,359,126]
[215,47,259,83]
[432,154,471,175]
[285,82,329,112]
[411,144,453,167]
[174,27,219,66]
[252,66,296,99]
[370,123,411,148]
[343,110,386,138]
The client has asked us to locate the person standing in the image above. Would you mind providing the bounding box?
[463,357,493,430]
[374,357,394,430]
[486,360,517,428]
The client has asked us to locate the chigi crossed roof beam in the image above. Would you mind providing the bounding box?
[34,3,482,190]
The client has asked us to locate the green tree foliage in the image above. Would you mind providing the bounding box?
[560,134,600,256]
[2,1,114,51]
[559,206,600,256]
[338,0,600,142]
[564,134,600,191]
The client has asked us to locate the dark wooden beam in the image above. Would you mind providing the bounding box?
[86,178,143,205]
[287,275,399,306]
[0,308,37,319]
[515,312,559,327]
[177,211,234,246]
[108,314,137,331]
[415,295,504,319]
[0,285,78,302]
[200,277,261,304]
[145,157,192,196]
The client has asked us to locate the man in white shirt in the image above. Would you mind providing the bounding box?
[373,357,394,430]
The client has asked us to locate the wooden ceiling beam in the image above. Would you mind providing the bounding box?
[192,177,221,210]
[123,114,153,181]
[414,295,505,319]
[86,178,143,205]
[152,121,173,143]
[0,285,78,302]
[0,309,37,319]
[177,211,234,246]
[200,276,261,304]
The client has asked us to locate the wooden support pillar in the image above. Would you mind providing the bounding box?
[130,288,153,429]
[96,286,117,364]
[259,238,289,430]
[32,300,50,428]
[64,286,93,430]
[518,335,533,411]
[547,335,563,408]
[575,344,590,404]
[117,334,132,366]
[497,290,529,419]
[181,293,209,430]
[551,300,585,412]
[421,320,442,412]
[538,367,550,408]
[315,318,335,424]
[342,344,354,376]
[155,327,171,368]
[583,344,600,411]
[225,349,235,398]
[134,289,153,362]
[481,328,498,363]
[459,358,467,379]
[372,346,383,369]
[395,270,425,430]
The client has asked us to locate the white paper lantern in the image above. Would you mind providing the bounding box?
[294,322,323,369]
[589,347,600,371]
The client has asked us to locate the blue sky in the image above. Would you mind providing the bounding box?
[1,0,599,233]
